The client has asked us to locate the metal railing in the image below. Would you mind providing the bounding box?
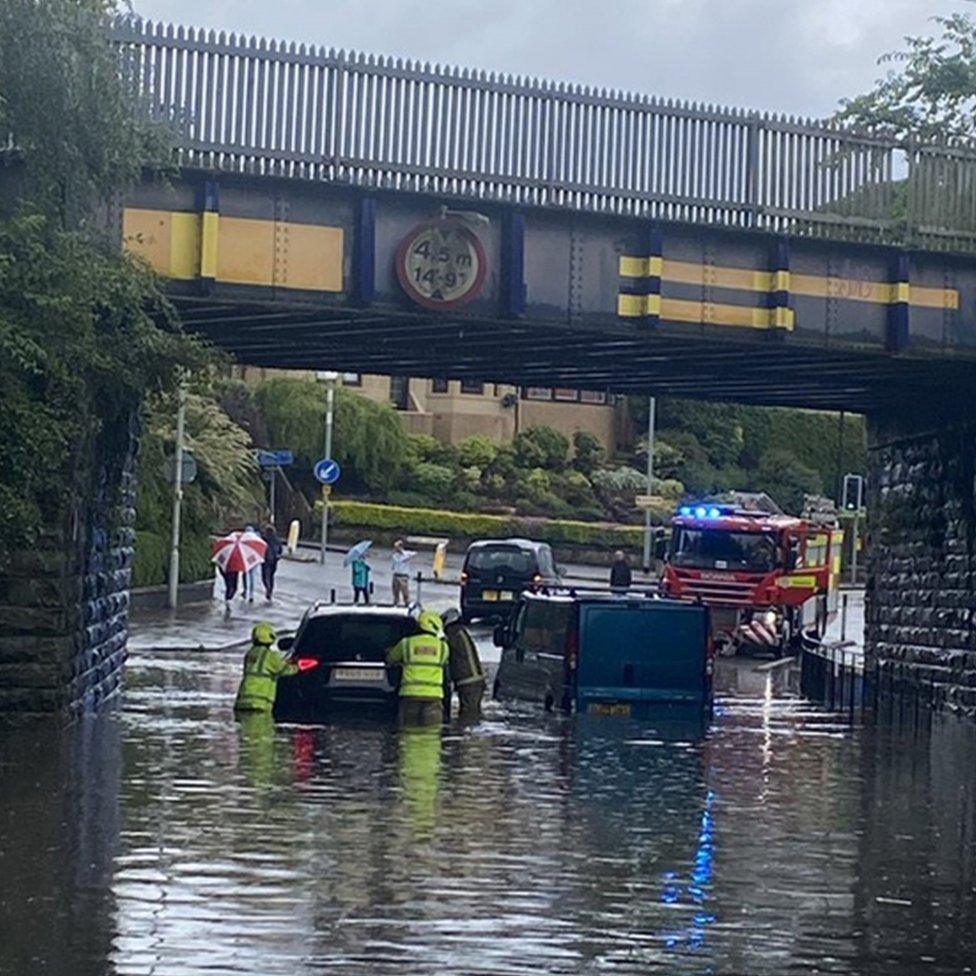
[110,17,976,252]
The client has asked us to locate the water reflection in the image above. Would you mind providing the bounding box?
[0,651,974,976]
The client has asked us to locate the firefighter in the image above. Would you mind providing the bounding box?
[233,621,298,714]
[441,608,487,721]
[387,609,449,727]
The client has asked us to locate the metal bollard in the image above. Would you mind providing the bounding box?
[840,593,848,642]
[415,571,423,605]
[330,588,336,604]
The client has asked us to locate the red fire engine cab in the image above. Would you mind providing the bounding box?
[660,502,843,656]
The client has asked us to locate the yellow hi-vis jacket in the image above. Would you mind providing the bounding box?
[234,643,298,712]
[387,633,449,699]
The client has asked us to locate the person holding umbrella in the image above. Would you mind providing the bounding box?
[344,540,373,604]
[213,530,268,614]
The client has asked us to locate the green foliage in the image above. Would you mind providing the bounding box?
[406,433,456,467]
[571,430,605,476]
[458,435,498,470]
[132,530,212,589]
[331,501,644,549]
[256,378,408,493]
[752,450,824,516]
[834,12,976,140]
[513,426,569,469]
[408,462,456,502]
[0,0,170,224]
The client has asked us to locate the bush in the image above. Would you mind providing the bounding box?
[458,435,498,469]
[513,426,569,469]
[132,530,213,588]
[572,430,605,476]
[406,433,457,467]
[592,466,647,494]
[408,461,456,502]
[331,501,645,549]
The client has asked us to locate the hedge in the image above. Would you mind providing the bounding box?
[330,501,645,549]
[132,529,214,588]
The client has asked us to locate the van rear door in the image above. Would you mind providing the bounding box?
[575,601,709,711]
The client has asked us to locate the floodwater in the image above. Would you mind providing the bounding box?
[1,651,975,976]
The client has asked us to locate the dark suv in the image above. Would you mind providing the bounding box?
[459,538,559,623]
[274,604,420,718]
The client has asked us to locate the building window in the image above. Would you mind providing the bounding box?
[580,390,608,405]
[554,388,579,402]
[389,376,410,410]
[459,380,484,395]
[522,387,552,401]
[430,378,449,394]
[342,372,362,387]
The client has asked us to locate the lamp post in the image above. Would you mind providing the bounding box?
[167,378,188,609]
[316,370,340,564]
[642,395,656,573]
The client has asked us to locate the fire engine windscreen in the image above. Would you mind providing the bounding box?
[670,527,778,573]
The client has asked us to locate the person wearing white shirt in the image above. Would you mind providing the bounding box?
[391,539,416,606]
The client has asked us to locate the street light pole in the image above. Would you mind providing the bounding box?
[167,379,188,609]
[642,395,656,573]
[317,371,339,565]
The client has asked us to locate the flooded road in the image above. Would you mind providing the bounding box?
[2,647,975,975]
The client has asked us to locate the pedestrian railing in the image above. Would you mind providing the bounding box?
[800,637,865,720]
[109,17,976,253]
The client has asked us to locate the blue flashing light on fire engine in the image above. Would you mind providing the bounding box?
[695,506,707,518]
[707,506,720,519]
[679,506,692,517]
[679,503,724,519]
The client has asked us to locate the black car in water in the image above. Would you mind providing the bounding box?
[274,604,421,718]
[459,538,559,623]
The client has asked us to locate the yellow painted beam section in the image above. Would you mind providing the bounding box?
[123,208,200,279]
[618,252,960,309]
[122,207,344,292]
[662,297,793,330]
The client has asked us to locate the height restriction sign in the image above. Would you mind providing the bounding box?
[396,219,487,311]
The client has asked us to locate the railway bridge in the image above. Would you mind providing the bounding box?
[5,18,976,715]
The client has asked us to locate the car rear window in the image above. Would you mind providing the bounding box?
[517,600,573,654]
[466,545,537,574]
[294,615,418,663]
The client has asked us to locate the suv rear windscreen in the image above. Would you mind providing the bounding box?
[294,615,418,663]
[466,545,537,575]
[516,600,573,654]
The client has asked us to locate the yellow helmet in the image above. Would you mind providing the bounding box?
[252,621,277,646]
[417,609,444,636]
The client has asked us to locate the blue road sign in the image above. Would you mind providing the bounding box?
[256,449,294,469]
[314,458,342,485]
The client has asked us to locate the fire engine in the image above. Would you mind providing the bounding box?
[660,499,843,656]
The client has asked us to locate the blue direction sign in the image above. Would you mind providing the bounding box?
[256,449,295,469]
[314,458,342,485]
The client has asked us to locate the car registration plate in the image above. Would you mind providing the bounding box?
[333,667,384,682]
[483,590,513,602]
[587,702,632,717]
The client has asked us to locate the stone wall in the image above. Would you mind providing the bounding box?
[866,408,976,718]
[0,410,138,720]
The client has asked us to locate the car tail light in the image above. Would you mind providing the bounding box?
[296,657,319,672]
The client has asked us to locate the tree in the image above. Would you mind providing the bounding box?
[256,379,408,494]
[0,1,200,560]
[834,12,976,141]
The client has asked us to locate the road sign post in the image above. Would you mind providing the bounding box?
[316,372,340,563]
[167,379,188,610]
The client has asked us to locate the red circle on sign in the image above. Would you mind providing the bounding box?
[395,220,488,311]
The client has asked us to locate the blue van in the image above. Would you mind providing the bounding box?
[493,592,712,714]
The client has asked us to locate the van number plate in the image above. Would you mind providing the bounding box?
[587,702,632,716]
[333,667,384,682]
[483,590,513,601]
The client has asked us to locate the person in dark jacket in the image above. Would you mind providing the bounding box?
[609,550,632,593]
[261,524,283,601]
[441,609,486,721]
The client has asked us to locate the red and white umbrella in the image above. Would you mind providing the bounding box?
[212,531,268,574]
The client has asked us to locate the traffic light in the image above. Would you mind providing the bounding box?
[842,473,864,512]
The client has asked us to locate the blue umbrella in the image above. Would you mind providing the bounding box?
[343,540,373,567]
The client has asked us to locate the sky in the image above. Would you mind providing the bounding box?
[130,0,963,119]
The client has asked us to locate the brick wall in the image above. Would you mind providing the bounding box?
[866,409,976,718]
[0,411,138,719]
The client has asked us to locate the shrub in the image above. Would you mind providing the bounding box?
[458,435,498,469]
[331,501,645,549]
[406,433,457,467]
[591,466,647,494]
[408,461,456,502]
[572,430,605,476]
[513,426,569,469]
